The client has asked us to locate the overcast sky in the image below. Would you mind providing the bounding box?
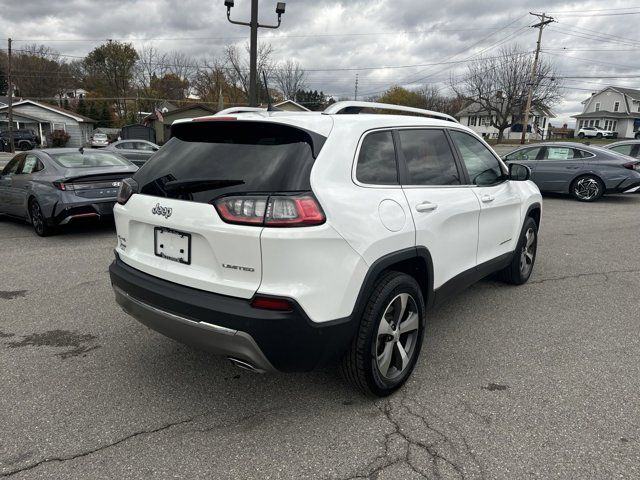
[1,1,640,125]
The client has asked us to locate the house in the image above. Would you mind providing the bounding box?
[456,101,553,141]
[548,123,574,140]
[0,99,96,147]
[143,103,217,144]
[572,86,640,139]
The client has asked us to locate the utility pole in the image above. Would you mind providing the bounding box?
[225,1,286,107]
[354,74,359,100]
[520,12,554,144]
[7,38,14,153]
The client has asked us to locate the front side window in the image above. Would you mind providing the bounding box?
[449,130,506,186]
[1,155,23,175]
[398,129,459,186]
[505,147,542,161]
[356,131,398,185]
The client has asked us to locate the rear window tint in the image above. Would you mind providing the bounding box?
[356,131,398,185]
[134,121,326,202]
[399,129,460,186]
[50,151,131,168]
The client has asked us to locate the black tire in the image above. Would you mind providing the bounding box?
[29,199,53,237]
[635,133,640,140]
[570,174,604,202]
[596,133,603,139]
[340,271,426,397]
[578,133,585,139]
[497,217,538,285]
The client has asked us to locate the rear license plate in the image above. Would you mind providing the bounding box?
[154,227,191,265]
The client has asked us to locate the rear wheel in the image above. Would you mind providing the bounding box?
[498,217,538,285]
[571,175,604,202]
[29,199,53,237]
[340,271,425,397]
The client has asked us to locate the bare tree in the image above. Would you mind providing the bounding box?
[451,44,561,142]
[273,60,306,101]
[224,43,274,102]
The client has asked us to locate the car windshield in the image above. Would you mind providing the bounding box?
[50,151,131,168]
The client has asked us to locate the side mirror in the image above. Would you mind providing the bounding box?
[509,163,531,181]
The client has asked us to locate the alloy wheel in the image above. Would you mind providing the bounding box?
[574,178,600,201]
[375,293,420,380]
[520,227,536,277]
[31,202,44,235]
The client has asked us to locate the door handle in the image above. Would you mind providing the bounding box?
[480,194,495,203]
[415,201,438,212]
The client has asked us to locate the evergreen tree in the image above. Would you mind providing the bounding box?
[99,104,112,128]
[76,97,87,117]
[63,98,70,111]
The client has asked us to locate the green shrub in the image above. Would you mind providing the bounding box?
[51,129,70,147]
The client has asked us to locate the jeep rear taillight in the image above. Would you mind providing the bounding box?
[214,193,325,227]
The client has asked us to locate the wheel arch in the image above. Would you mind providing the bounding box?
[350,247,435,319]
[525,202,541,229]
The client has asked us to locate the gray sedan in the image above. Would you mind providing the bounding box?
[503,142,640,201]
[604,140,640,159]
[0,148,137,236]
[105,140,160,167]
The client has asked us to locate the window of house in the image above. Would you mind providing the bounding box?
[595,120,600,127]
[398,129,460,186]
[589,120,595,127]
[613,121,618,130]
[356,131,398,185]
[52,123,66,132]
[542,117,547,128]
[637,104,640,113]
[595,102,601,111]
[578,120,584,129]
[468,116,477,127]
[614,101,620,112]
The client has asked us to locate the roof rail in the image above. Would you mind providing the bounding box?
[323,101,458,123]
[215,107,266,115]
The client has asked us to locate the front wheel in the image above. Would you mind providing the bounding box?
[578,133,585,139]
[571,175,604,202]
[498,217,538,285]
[596,133,603,139]
[340,272,425,397]
[29,199,54,236]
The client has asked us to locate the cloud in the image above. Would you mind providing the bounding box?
[1,0,638,125]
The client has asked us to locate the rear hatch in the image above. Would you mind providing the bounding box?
[115,119,327,298]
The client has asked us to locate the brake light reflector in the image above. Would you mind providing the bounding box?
[214,193,325,227]
[251,296,293,311]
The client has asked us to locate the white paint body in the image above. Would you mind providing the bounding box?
[114,108,542,324]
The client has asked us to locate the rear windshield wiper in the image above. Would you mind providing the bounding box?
[163,178,244,194]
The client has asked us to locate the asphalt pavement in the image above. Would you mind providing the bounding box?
[1,195,639,479]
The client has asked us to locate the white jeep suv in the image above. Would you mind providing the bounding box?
[577,126,617,139]
[109,101,542,396]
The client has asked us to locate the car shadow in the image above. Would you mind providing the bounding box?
[0,214,115,237]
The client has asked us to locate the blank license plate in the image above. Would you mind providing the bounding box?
[154,227,191,265]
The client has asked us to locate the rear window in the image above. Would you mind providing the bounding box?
[134,121,326,202]
[50,151,131,168]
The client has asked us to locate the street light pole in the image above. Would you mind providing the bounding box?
[226,0,286,107]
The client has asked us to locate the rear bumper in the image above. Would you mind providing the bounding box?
[108,254,357,372]
[607,178,640,194]
[53,199,116,225]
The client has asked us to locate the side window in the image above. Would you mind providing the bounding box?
[543,147,576,160]
[2,156,24,175]
[398,129,460,186]
[20,154,39,174]
[135,142,155,151]
[116,142,131,149]
[356,131,398,185]
[505,147,542,161]
[449,130,505,186]
[610,144,633,156]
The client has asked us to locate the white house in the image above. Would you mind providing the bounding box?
[0,99,96,147]
[573,86,640,139]
[456,101,553,141]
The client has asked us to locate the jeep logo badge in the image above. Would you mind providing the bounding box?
[152,203,172,219]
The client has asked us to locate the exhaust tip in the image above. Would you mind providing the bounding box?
[227,357,265,374]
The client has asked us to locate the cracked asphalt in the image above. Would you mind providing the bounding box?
[1,194,639,479]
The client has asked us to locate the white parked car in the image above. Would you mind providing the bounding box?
[577,126,617,139]
[109,101,542,396]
